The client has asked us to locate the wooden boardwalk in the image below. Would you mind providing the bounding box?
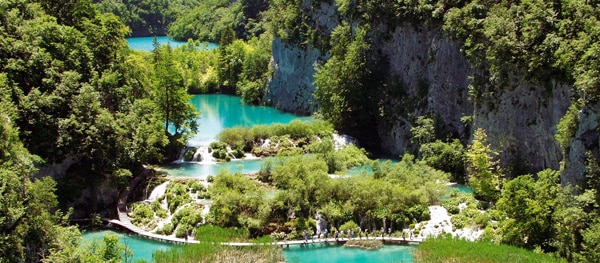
[109,167,422,246]
[107,212,422,247]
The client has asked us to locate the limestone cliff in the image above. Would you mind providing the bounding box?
[264,38,324,115]
[472,76,571,175]
[374,24,473,155]
[266,0,580,181]
[563,101,600,187]
[264,0,339,115]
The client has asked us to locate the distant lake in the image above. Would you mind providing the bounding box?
[126,36,218,51]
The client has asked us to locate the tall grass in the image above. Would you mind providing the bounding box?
[152,226,282,263]
[194,225,250,242]
[415,236,566,263]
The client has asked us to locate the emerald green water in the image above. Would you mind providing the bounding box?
[283,244,415,263]
[158,94,312,179]
[126,36,218,51]
[187,94,312,146]
[81,230,416,263]
[81,230,175,262]
[158,159,264,178]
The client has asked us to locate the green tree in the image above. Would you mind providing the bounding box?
[0,111,75,262]
[410,116,436,146]
[496,170,561,250]
[466,128,501,203]
[152,44,199,137]
[419,139,466,183]
[314,23,377,141]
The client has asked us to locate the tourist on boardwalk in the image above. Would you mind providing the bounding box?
[410,230,414,240]
[358,228,362,239]
[388,227,392,238]
[334,229,339,241]
[184,229,189,241]
[340,230,344,239]
[303,230,308,243]
[365,229,369,239]
[381,227,384,239]
[324,229,329,240]
[311,229,315,242]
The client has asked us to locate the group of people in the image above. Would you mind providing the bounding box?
[297,226,412,243]
[288,227,413,244]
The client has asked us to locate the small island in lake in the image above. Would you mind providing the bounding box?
[343,240,384,250]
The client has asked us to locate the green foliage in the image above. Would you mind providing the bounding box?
[555,103,581,155]
[208,170,272,237]
[495,170,561,250]
[339,221,359,233]
[217,120,334,156]
[95,0,200,36]
[152,43,199,137]
[152,241,283,263]
[466,128,501,203]
[420,139,466,183]
[157,223,175,235]
[172,204,204,229]
[415,235,567,263]
[410,116,436,146]
[0,112,81,262]
[314,23,378,141]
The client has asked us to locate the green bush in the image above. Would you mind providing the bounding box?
[175,224,193,238]
[157,223,175,235]
[339,221,359,233]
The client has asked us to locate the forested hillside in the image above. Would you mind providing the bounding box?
[2,0,600,261]
[0,0,199,218]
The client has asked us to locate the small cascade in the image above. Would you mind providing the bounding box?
[194,146,216,163]
[333,133,356,150]
[147,182,169,202]
[226,145,238,160]
[174,148,187,163]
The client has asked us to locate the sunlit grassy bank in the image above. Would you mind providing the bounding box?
[152,225,283,263]
[414,236,566,263]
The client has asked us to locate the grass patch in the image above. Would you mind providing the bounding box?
[415,236,566,263]
[153,243,284,263]
[195,225,250,243]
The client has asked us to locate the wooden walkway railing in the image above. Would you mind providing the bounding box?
[109,166,422,246]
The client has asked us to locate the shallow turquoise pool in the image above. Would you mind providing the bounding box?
[81,230,175,262]
[126,36,218,51]
[283,243,415,263]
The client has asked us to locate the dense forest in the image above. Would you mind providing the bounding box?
[2,0,600,262]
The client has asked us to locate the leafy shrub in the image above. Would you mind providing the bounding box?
[340,221,359,233]
[175,224,193,238]
[207,175,215,183]
[157,223,175,235]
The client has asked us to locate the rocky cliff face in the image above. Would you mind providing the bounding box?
[266,1,581,181]
[264,0,339,115]
[264,38,324,115]
[473,77,571,175]
[563,101,600,187]
[374,24,473,154]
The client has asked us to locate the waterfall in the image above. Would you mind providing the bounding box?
[194,146,216,163]
[147,181,169,202]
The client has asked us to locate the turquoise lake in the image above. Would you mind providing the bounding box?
[283,244,415,263]
[157,94,312,179]
[126,36,218,51]
[81,230,416,263]
[186,94,312,146]
[81,230,175,262]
